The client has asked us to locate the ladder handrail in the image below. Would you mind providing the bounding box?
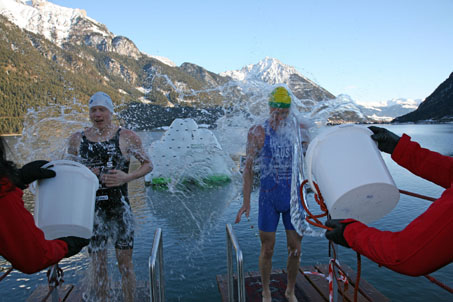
[149,228,165,302]
[226,223,245,302]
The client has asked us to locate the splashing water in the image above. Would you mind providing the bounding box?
[146,118,241,191]
[13,100,90,165]
[214,84,325,238]
[4,84,330,301]
[8,98,147,302]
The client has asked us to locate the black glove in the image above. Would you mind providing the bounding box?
[58,236,90,258]
[17,160,56,189]
[325,218,357,248]
[368,126,400,154]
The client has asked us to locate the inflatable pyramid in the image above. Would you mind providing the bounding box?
[146,118,234,188]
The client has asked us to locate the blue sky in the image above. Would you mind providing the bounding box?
[49,0,453,105]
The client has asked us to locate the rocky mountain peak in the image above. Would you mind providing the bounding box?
[3,0,439,133]
[221,57,335,102]
[222,57,303,84]
[1,0,145,60]
[180,62,230,87]
[0,0,93,45]
[111,36,141,59]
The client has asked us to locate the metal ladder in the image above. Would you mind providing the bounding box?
[149,224,245,302]
[149,228,165,302]
[226,223,245,302]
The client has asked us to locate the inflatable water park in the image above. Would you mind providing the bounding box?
[145,118,235,189]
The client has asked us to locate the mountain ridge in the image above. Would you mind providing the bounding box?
[0,0,345,134]
[393,72,453,123]
[2,0,450,135]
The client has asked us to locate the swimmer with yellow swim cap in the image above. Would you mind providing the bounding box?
[236,86,308,302]
[268,86,291,129]
[268,86,292,108]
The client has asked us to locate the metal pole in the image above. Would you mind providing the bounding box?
[158,233,165,302]
[227,227,233,302]
[333,247,339,302]
[236,249,245,302]
[226,224,245,302]
[149,228,164,302]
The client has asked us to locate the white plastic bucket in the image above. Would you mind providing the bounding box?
[305,124,400,223]
[34,160,99,240]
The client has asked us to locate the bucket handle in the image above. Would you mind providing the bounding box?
[29,160,90,194]
[40,159,99,192]
[305,142,318,196]
[42,159,89,170]
[42,159,98,182]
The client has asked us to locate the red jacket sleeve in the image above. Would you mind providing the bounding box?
[344,135,453,276]
[391,134,453,188]
[0,181,68,274]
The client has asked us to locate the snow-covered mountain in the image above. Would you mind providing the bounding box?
[0,0,424,132]
[218,58,366,124]
[310,94,368,124]
[0,0,95,44]
[0,0,175,64]
[357,98,422,122]
[223,57,311,84]
[222,57,335,104]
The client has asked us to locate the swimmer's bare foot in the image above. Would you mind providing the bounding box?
[262,289,272,302]
[285,289,297,302]
[262,295,272,302]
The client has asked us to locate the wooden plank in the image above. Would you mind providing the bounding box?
[26,284,74,302]
[315,263,390,302]
[217,264,388,302]
[216,274,230,302]
[315,263,367,302]
[299,265,330,301]
[65,285,82,302]
[248,270,289,302]
[217,270,298,302]
[339,263,390,302]
[29,281,150,302]
[295,267,328,302]
[216,273,243,302]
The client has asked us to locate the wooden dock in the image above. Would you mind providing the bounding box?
[216,264,389,302]
[27,264,388,301]
[26,281,150,302]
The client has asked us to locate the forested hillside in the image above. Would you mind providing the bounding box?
[0,17,137,133]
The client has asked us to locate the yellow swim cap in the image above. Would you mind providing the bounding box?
[269,86,291,108]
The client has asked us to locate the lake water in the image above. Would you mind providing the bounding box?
[1,123,453,301]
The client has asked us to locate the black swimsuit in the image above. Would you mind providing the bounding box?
[79,128,134,250]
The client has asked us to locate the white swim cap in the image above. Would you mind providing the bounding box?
[88,92,114,113]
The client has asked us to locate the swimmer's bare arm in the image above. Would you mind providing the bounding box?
[235,125,264,224]
[103,129,152,187]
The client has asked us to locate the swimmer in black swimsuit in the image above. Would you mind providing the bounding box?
[79,128,134,252]
[68,92,152,302]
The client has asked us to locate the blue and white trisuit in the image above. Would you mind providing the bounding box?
[258,121,299,232]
